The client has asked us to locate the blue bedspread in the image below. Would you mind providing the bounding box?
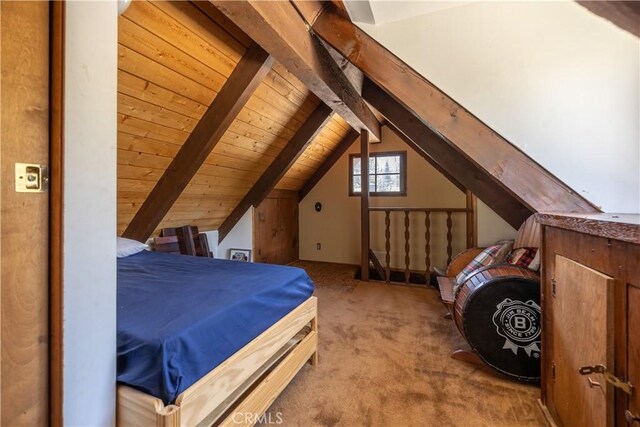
[117,251,314,404]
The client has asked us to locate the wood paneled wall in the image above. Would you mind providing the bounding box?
[117,1,351,235]
[1,2,50,424]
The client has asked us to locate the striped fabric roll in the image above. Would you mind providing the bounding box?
[507,247,540,271]
[514,215,541,249]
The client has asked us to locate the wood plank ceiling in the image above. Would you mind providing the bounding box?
[117,0,352,235]
[118,0,599,240]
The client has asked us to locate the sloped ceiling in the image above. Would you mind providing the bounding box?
[116,1,351,235]
[577,1,640,38]
[345,0,640,37]
[343,0,472,24]
[117,0,600,240]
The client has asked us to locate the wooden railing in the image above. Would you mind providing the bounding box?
[368,207,472,284]
[356,130,478,284]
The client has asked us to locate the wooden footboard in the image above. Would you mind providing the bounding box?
[117,296,318,427]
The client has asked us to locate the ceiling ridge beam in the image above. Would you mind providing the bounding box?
[298,128,359,202]
[218,103,333,243]
[122,42,274,241]
[312,4,601,215]
[289,1,365,94]
[384,122,466,194]
[210,0,381,141]
[364,81,532,229]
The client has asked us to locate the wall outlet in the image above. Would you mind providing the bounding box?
[316,243,321,250]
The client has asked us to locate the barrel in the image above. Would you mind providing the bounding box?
[453,265,541,381]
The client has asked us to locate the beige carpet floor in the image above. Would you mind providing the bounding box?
[259,261,544,427]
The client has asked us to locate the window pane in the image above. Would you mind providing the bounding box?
[353,175,361,192]
[353,157,361,175]
[350,152,405,196]
[377,174,400,192]
[377,155,400,174]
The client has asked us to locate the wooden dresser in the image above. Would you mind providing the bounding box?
[536,213,640,427]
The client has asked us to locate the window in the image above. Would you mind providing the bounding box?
[349,151,407,196]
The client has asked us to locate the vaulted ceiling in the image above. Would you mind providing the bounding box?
[343,0,640,38]
[117,1,353,237]
[342,0,472,25]
[117,0,602,243]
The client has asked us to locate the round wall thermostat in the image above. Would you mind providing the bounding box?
[315,202,322,212]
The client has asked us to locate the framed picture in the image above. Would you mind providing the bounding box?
[229,248,251,262]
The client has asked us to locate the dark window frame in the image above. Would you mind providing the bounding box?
[349,151,407,197]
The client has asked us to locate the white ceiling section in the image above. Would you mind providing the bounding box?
[344,0,473,25]
[343,0,376,24]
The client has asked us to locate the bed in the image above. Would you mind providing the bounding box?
[116,250,318,426]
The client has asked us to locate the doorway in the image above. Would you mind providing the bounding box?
[254,190,299,265]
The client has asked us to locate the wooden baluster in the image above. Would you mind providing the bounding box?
[446,211,453,265]
[404,211,410,284]
[424,211,431,281]
[385,210,391,284]
[466,190,477,248]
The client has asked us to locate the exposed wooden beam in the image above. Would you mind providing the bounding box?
[210,0,381,141]
[193,1,253,47]
[320,39,364,95]
[364,81,532,229]
[365,99,386,127]
[360,129,370,281]
[289,0,326,25]
[122,43,273,242]
[218,104,333,242]
[289,1,364,93]
[312,4,600,215]
[385,122,466,193]
[298,128,359,201]
[330,0,351,16]
[577,1,640,38]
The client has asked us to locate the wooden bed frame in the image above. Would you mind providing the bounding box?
[117,296,318,426]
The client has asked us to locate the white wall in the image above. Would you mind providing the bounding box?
[358,1,640,215]
[300,126,470,270]
[204,208,254,261]
[63,2,118,425]
[476,200,517,247]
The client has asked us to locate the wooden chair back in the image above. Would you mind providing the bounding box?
[161,226,196,256]
[152,236,182,255]
[513,215,541,249]
[157,225,213,257]
[194,233,213,258]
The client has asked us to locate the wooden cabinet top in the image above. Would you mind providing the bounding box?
[535,213,640,245]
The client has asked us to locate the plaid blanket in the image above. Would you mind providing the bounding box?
[455,244,502,286]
